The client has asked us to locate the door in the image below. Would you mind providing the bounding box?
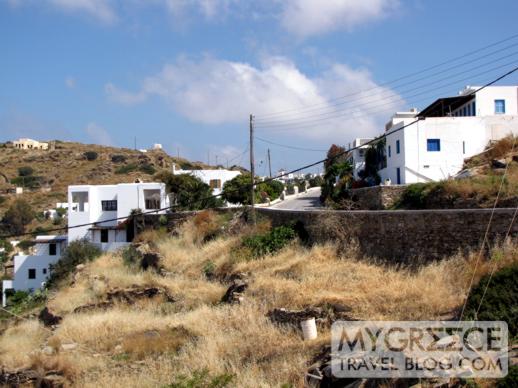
[396,167,401,185]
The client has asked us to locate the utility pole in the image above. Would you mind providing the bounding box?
[267,148,272,178]
[177,147,180,159]
[249,114,256,224]
[216,155,219,166]
[207,150,210,165]
[134,136,137,151]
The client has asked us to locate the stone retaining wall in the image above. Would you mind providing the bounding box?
[348,185,407,210]
[256,207,518,263]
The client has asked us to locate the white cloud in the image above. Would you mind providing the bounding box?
[105,83,147,104]
[65,76,76,88]
[104,56,404,141]
[84,122,113,145]
[46,0,117,23]
[280,0,399,37]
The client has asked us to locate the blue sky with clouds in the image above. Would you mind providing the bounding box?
[1,0,518,173]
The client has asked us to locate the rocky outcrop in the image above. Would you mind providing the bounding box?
[38,307,62,327]
[0,368,66,387]
[220,274,248,304]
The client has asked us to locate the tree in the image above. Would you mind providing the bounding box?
[2,199,35,235]
[222,173,254,205]
[359,137,386,185]
[83,151,98,161]
[155,171,223,210]
[321,144,352,204]
[18,166,34,177]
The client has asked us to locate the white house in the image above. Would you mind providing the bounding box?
[2,235,66,306]
[172,164,241,197]
[12,138,49,150]
[346,138,374,179]
[68,182,169,250]
[379,86,518,184]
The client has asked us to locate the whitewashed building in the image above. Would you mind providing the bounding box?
[346,138,374,179]
[2,235,66,306]
[380,86,518,184]
[172,164,241,196]
[68,182,169,250]
[12,138,49,150]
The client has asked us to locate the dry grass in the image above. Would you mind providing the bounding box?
[2,220,517,387]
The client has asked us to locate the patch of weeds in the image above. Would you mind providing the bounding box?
[202,260,216,280]
[115,163,138,174]
[112,353,130,362]
[240,225,296,259]
[121,245,141,268]
[165,369,235,388]
[4,289,47,316]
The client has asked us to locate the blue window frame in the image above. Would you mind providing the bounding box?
[495,99,505,114]
[396,167,401,184]
[472,101,476,116]
[388,145,391,157]
[427,139,441,152]
[467,104,471,116]
[396,140,400,154]
[463,107,467,116]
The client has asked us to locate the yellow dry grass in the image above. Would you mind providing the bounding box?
[1,217,517,386]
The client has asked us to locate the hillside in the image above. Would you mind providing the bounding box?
[0,211,516,386]
[0,140,230,232]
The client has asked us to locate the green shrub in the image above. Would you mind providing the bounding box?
[17,239,35,251]
[396,183,429,209]
[111,154,127,163]
[84,151,98,161]
[121,245,140,268]
[10,175,44,189]
[203,260,216,279]
[166,369,234,388]
[139,163,156,175]
[159,214,168,226]
[464,263,518,339]
[115,163,138,174]
[242,225,296,258]
[18,166,34,177]
[5,289,47,314]
[48,239,101,286]
[1,199,34,235]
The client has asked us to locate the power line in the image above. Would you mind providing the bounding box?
[255,136,327,152]
[255,60,518,131]
[1,66,517,240]
[255,56,518,129]
[256,44,518,125]
[257,32,518,120]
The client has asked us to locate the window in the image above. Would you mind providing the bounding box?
[467,104,471,116]
[145,199,160,210]
[28,268,36,279]
[427,139,441,152]
[463,107,467,116]
[144,189,161,210]
[472,101,476,116]
[49,243,56,256]
[396,168,401,185]
[43,268,47,275]
[388,145,391,158]
[495,99,506,114]
[101,229,109,243]
[209,179,222,189]
[71,191,88,212]
[396,140,400,154]
[101,200,117,211]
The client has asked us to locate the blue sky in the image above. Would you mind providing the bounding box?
[1,0,518,174]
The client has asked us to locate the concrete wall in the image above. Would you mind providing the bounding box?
[256,207,518,263]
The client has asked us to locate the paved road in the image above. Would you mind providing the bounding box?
[270,188,322,210]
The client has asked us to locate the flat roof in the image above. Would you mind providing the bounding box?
[418,95,474,118]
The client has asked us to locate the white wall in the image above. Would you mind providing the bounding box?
[474,86,518,116]
[12,254,59,291]
[68,183,168,243]
[173,168,241,196]
[381,115,518,184]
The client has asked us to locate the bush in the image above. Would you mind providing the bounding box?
[111,154,127,163]
[139,163,156,175]
[47,239,101,286]
[309,175,324,188]
[256,180,284,202]
[464,263,518,338]
[17,239,35,252]
[1,199,34,235]
[84,151,98,161]
[241,225,296,258]
[10,175,44,189]
[5,289,47,314]
[18,166,34,177]
[166,369,234,388]
[121,245,141,268]
[115,163,138,174]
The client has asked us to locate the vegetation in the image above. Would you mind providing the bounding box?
[1,199,35,235]
[139,163,156,175]
[464,263,518,338]
[241,225,296,258]
[18,166,34,177]
[0,213,516,386]
[308,175,323,188]
[115,163,138,174]
[358,137,386,185]
[111,154,127,163]
[222,174,285,205]
[47,239,101,286]
[320,144,352,207]
[155,171,223,210]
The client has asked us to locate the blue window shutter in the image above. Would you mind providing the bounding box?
[427,139,441,152]
[396,140,400,154]
[396,168,401,184]
[388,145,391,157]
